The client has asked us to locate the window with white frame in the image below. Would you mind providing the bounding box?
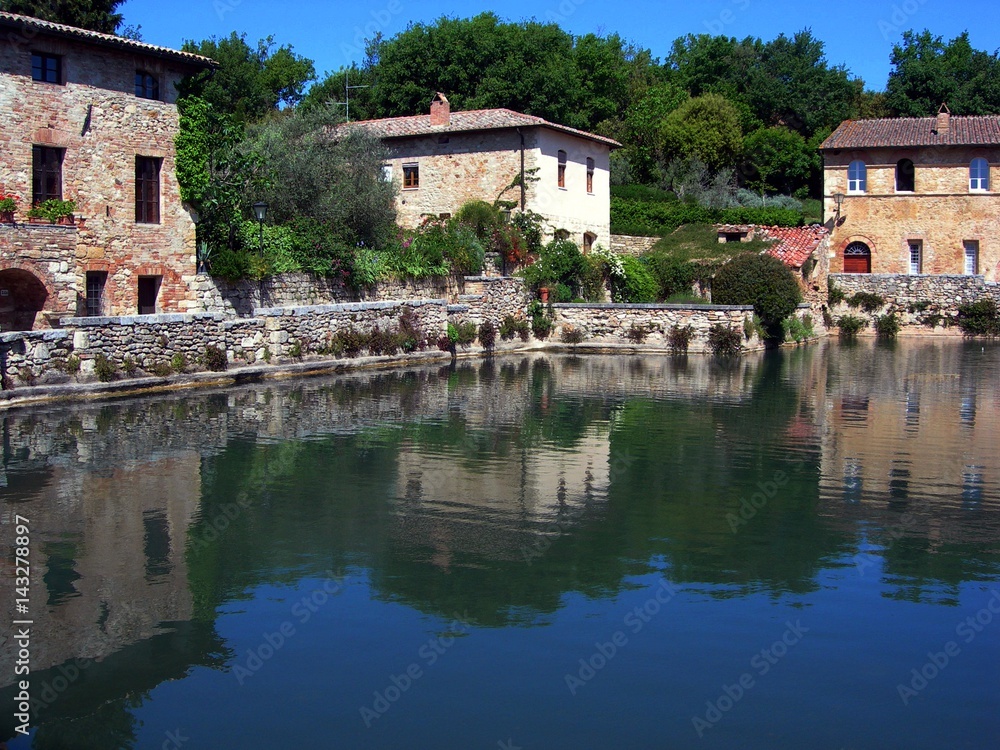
[908,241,922,274]
[964,241,979,275]
[848,161,867,194]
[381,164,393,183]
[970,158,990,191]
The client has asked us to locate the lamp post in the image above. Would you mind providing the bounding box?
[833,192,846,222]
[252,201,268,253]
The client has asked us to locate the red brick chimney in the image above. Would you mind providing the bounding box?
[936,103,951,135]
[430,92,450,126]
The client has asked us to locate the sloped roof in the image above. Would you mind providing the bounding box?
[821,116,1000,150]
[716,224,829,269]
[346,108,621,148]
[0,11,215,69]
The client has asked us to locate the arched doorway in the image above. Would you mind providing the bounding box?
[0,268,49,331]
[843,242,872,274]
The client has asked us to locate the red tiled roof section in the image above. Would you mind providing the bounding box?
[716,224,829,269]
[347,108,621,148]
[0,11,216,68]
[821,116,1000,149]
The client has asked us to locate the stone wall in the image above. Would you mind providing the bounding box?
[0,27,203,319]
[2,299,449,385]
[828,273,1000,333]
[551,303,764,353]
[610,234,659,256]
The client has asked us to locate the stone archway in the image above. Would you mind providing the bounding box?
[0,268,49,331]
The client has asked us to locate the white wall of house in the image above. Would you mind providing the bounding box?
[527,128,612,250]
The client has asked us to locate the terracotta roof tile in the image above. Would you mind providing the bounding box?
[345,108,621,148]
[821,116,1000,150]
[0,11,215,68]
[716,224,829,269]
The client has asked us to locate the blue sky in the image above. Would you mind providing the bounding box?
[120,0,998,91]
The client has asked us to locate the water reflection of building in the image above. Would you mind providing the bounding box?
[818,342,1000,538]
[0,452,200,685]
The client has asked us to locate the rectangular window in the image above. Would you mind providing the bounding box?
[908,242,922,275]
[583,232,595,254]
[85,271,106,317]
[381,164,393,183]
[558,150,567,189]
[964,241,980,275]
[137,276,160,314]
[31,52,61,84]
[403,163,419,190]
[135,71,159,100]
[135,157,161,223]
[32,146,64,204]
[586,157,595,193]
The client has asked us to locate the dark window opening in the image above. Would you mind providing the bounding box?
[896,159,915,192]
[558,150,567,188]
[32,146,64,205]
[135,156,161,223]
[143,510,173,579]
[138,276,160,314]
[31,52,61,84]
[86,271,106,317]
[135,71,159,100]
[586,157,595,193]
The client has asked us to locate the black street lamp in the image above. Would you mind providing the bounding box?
[252,201,268,253]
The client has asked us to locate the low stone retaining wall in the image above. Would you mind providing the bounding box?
[828,273,1000,333]
[610,234,659,256]
[551,302,763,353]
[1,299,448,386]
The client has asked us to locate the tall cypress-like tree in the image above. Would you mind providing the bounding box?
[0,0,125,34]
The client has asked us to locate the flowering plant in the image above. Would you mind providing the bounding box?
[0,191,20,213]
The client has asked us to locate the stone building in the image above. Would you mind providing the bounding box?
[0,12,214,330]
[820,108,1000,279]
[349,93,621,251]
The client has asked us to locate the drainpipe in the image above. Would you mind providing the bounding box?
[516,128,526,211]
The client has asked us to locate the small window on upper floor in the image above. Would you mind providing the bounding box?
[31,52,62,84]
[896,159,915,192]
[135,71,159,100]
[586,158,595,194]
[403,163,419,190]
[557,150,567,189]
[970,158,990,191]
[848,160,867,194]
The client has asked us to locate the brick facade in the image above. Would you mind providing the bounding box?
[821,114,1000,281]
[0,13,213,330]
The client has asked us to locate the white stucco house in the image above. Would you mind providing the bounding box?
[348,93,621,251]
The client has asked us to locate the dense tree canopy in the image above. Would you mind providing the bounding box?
[661,94,743,171]
[181,33,315,123]
[0,0,123,33]
[886,31,1000,116]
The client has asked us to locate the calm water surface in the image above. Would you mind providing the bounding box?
[1,341,999,749]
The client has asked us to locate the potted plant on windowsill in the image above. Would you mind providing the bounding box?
[27,199,76,225]
[0,191,20,223]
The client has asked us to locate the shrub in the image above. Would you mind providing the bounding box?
[17,367,35,386]
[529,300,553,339]
[63,355,81,374]
[837,314,867,339]
[708,324,742,356]
[498,315,531,342]
[122,356,138,377]
[397,308,427,352]
[94,354,116,382]
[560,325,586,344]
[288,340,303,358]
[519,239,585,294]
[612,256,658,303]
[340,327,368,356]
[711,252,802,334]
[907,300,931,313]
[437,334,455,355]
[449,320,477,348]
[782,315,815,342]
[874,313,900,339]
[847,292,885,313]
[645,254,696,301]
[170,352,188,373]
[668,324,694,354]
[827,282,846,306]
[454,200,502,240]
[150,361,173,377]
[626,323,650,343]
[744,314,767,340]
[957,299,1000,336]
[367,325,399,355]
[477,320,497,350]
[204,345,228,371]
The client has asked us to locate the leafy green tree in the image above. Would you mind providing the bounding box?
[1,0,123,33]
[181,33,316,123]
[661,93,743,171]
[301,64,376,120]
[619,82,689,183]
[741,126,817,196]
[885,30,1000,116]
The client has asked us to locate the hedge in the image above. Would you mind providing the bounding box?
[611,197,804,236]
